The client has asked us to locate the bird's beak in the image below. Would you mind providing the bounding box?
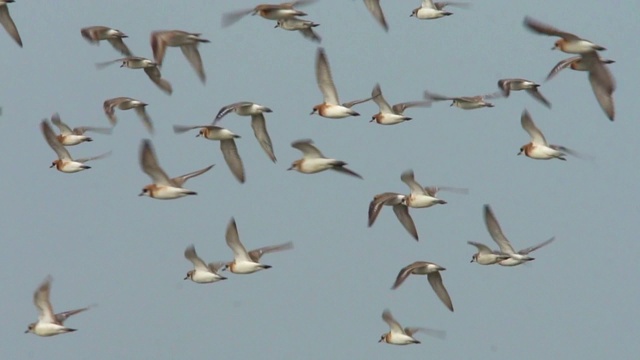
[183,276,188,280]
[287,166,294,171]
[24,330,29,334]
[49,164,55,168]
[138,192,145,196]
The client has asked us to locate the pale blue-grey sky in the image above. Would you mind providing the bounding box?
[1,0,638,358]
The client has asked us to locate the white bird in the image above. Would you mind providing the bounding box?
[275,18,321,43]
[221,217,293,274]
[468,241,510,265]
[483,204,555,266]
[288,139,363,179]
[518,109,580,160]
[410,1,469,20]
[41,120,110,173]
[138,139,213,199]
[378,309,445,345]
[311,47,372,118]
[370,83,431,125]
[401,169,467,208]
[184,245,227,283]
[173,125,246,184]
[25,276,91,337]
[50,112,112,146]
[213,102,277,163]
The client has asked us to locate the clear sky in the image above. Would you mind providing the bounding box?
[1,0,638,358]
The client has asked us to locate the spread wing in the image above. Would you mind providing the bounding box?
[0,5,22,47]
[363,0,388,32]
[392,204,418,241]
[139,139,174,186]
[247,242,293,262]
[225,218,252,262]
[315,48,340,104]
[171,164,214,188]
[520,110,547,145]
[545,56,580,81]
[50,113,73,135]
[371,83,393,113]
[144,66,173,95]
[291,139,324,159]
[220,139,246,183]
[184,245,209,271]
[181,44,206,83]
[41,120,72,161]
[251,114,277,162]
[483,204,515,254]
[400,169,427,195]
[428,271,454,312]
[523,16,580,40]
[33,276,57,324]
[518,237,555,255]
[55,307,91,324]
[382,309,403,333]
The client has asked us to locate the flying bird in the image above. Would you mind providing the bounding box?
[467,241,510,265]
[370,83,430,125]
[424,89,502,109]
[25,276,91,337]
[213,102,277,163]
[138,139,213,199]
[150,30,210,83]
[80,26,132,56]
[518,110,581,160]
[184,245,227,283]
[96,57,172,95]
[410,1,469,20]
[400,169,467,208]
[378,309,445,345]
[222,0,316,28]
[497,79,551,109]
[288,139,363,179]
[275,17,321,43]
[50,113,112,146]
[173,124,246,184]
[368,192,418,241]
[545,56,615,82]
[311,47,372,118]
[483,204,555,266]
[103,97,154,134]
[391,261,454,312]
[41,120,110,173]
[221,217,293,274]
[523,16,606,54]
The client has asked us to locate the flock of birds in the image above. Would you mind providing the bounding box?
[2,0,618,347]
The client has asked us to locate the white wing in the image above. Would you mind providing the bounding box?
[520,110,547,145]
[225,218,252,262]
[315,48,340,104]
[400,169,427,195]
[483,205,515,254]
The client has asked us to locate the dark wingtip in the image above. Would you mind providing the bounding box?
[186,191,197,195]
